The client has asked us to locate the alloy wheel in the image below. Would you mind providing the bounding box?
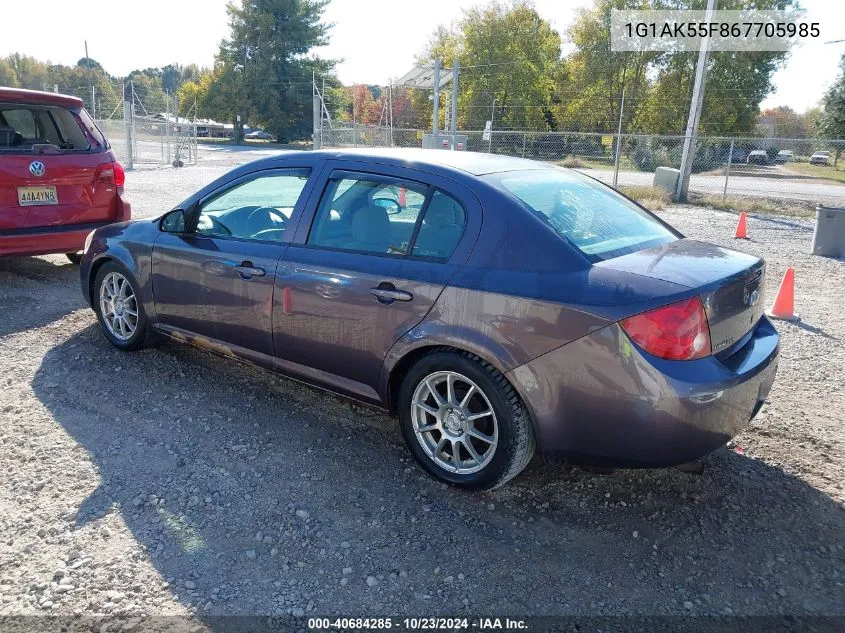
[410,370,499,474]
[99,272,138,341]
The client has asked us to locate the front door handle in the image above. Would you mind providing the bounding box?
[369,286,413,303]
[232,261,266,279]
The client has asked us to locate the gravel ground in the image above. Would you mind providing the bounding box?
[0,148,843,627]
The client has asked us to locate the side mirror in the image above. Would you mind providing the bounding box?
[372,197,402,215]
[160,208,186,233]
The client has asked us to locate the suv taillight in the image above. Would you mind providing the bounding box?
[95,161,125,188]
[620,297,712,361]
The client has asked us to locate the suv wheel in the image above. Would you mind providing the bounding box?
[398,350,535,489]
[93,262,157,351]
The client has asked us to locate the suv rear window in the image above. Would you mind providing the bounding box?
[489,169,676,261]
[0,104,92,153]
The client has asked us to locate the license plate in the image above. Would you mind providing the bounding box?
[18,186,58,206]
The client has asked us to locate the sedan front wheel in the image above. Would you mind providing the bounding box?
[93,262,157,351]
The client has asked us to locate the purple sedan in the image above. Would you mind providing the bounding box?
[80,149,779,489]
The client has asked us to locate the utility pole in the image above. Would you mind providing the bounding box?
[312,72,321,150]
[450,59,459,140]
[488,97,497,154]
[676,0,717,201]
[432,58,441,136]
[84,40,94,118]
[613,85,626,188]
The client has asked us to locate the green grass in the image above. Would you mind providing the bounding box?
[618,185,672,211]
[783,161,845,184]
[686,192,816,218]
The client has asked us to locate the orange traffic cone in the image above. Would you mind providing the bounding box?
[767,267,799,321]
[734,211,748,239]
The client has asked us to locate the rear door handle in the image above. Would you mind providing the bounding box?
[369,286,413,303]
[232,261,266,279]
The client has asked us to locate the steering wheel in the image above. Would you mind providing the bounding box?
[245,206,287,236]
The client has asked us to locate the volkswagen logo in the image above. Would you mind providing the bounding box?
[29,161,46,177]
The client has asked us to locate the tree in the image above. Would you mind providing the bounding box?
[561,0,655,133]
[817,55,845,167]
[216,0,337,141]
[0,59,19,87]
[415,1,563,131]
[758,106,811,138]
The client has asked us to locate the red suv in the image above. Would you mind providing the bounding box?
[0,87,129,262]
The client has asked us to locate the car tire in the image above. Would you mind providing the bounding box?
[93,262,157,351]
[66,253,82,264]
[398,349,535,490]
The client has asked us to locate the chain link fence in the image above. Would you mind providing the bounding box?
[55,81,198,169]
[320,123,845,207]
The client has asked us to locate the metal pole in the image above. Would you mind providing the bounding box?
[676,0,717,201]
[312,73,321,150]
[613,85,626,188]
[432,58,441,136]
[489,97,497,154]
[723,139,734,202]
[522,133,527,158]
[123,81,134,169]
[388,81,394,147]
[450,60,459,142]
[165,93,171,166]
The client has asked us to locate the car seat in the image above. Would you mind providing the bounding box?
[347,203,391,253]
[413,194,464,257]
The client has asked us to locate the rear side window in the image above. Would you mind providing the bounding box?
[491,169,676,261]
[308,176,428,256]
[2,109,37,137]
[412,191,466,260]
[0,104,91,153]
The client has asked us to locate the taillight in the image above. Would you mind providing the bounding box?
[95,161,125,188]
[620,296,712,361]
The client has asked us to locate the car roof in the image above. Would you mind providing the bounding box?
[0,87,84,108]
[298,148,553,176]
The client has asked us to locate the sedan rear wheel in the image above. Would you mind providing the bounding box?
[411,371,499,475]
[399,350,535,489]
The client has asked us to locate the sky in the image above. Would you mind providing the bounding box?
[1,0,842,113]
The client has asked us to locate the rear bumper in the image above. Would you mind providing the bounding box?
[0,198,129,258]
[0,223,104,257]
[507,317,779,467]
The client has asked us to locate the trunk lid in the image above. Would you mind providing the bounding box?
[1,101,118,230]
[597,239,766,355]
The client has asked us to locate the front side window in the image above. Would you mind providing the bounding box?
[308,176,427,256]
[195,169,310,241]
[490,169,676,261]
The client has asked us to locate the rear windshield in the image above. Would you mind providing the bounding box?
[489,168,676,261]
[0,103,93,154]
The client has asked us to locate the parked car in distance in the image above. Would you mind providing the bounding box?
[810,151,831,165]
[245,130,275,141]
[0,87,129,262]
[774,150,794,164]
[80,149,779,489]
[747,150,769,165]
[724,147,748,163]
